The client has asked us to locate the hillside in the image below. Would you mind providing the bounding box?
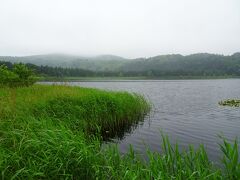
[120,53,240,76]
[1,53,240,77]
[0,54,128,71]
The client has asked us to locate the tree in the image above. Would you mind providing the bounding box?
[0,64,36,87]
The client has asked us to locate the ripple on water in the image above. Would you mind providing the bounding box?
[43,79,240,162]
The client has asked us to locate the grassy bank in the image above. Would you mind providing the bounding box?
[0,85,149,139]
[0,85,239,179]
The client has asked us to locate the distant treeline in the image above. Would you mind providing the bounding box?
[119,53,240,77]
[1,52,240,77]
[0,61,96,77]
[0,61,125,77]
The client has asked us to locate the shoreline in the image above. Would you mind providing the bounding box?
[39,76,240,82]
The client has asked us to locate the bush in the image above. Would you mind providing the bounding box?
[0,63,36,87]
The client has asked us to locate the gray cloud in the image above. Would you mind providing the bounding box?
[0,0,239,58]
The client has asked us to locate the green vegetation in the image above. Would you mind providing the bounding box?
[1,52,240,78]
[219,99,240,107]
[0,85,239,179]
[0,63,36,87]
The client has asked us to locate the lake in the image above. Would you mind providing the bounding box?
[44,79,240,161]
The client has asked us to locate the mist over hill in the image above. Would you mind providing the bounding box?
[1,53,240,77]
[0,54,128,71]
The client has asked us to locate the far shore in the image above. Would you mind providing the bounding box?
[38,75,240,82]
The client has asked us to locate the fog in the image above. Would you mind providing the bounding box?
[0,0,239,58]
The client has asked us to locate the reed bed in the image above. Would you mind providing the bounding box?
[0,85,239,179]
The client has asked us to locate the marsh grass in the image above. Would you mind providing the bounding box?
[0,85,239,179]
[29,85,150,138]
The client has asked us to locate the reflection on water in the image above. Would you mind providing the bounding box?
[43,79,240,161]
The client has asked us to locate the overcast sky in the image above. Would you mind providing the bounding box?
[0,0,239,58]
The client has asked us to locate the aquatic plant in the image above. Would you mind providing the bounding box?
[219,99,240,107]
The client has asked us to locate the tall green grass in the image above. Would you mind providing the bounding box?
[0,85,239,179]
[0,85,149,138]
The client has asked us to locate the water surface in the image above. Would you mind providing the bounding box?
[45,79,240,161]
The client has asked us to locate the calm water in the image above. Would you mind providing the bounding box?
[44,79,240,161]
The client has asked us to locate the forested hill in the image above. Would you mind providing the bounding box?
[0,53,240,77]
[120,53,240,76]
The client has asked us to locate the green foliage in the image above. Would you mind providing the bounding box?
[32,86,149,138]
[0,63,36,87]
[0,85,239,179]
[0,85,150,179]
[219,137,240,179]
[0,64,19,87]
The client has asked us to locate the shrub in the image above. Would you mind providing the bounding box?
[0,63,36,87]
